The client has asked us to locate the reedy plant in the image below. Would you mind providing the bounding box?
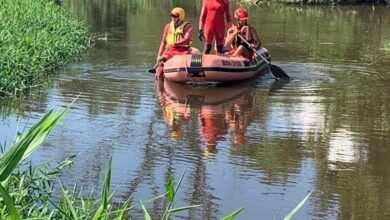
[0,0,91,96]
[0,100,201,219]
[0,99,73,219]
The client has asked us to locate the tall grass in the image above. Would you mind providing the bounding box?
[0,101,200,219]
[243,0,390,4]
[0,0,91,96]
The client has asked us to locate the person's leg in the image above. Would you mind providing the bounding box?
[203,26,214,54]
[155,51,172,79]
[156,64,164,79]
[203,44,212,54]
[232,45,245,57]
[215,24,226,54]
[216,45,224,54]
[240,47,254,60]
[226,49,236,56]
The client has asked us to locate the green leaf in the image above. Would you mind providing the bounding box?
[0,99,73,181]
[221,206,245,220]
[0,184,20,220]
[62,188,79,220]
[162,167,188,220]
[140,201,151,220]
[166,175,174,202]
[102,157,112,210]
[115,200,130,220]
[92,206,104,220]
[92,157,113,220]
[174,168,187,195]
[48,198,72,219]
[283,190,313,220]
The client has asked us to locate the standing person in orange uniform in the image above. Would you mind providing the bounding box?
[156,7,193,79]
[198,0,232,54]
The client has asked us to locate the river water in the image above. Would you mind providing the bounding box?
[1,1,390,219]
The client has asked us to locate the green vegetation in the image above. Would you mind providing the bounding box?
[0,0,91,96]
[0,102,199,219]
[252,0,389,4]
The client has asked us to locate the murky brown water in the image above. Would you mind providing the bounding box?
[1,1,390,219]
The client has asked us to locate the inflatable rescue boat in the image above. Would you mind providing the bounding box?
[163,48,271,84]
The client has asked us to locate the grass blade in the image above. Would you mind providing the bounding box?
[221,206,245,220]
[0,184,21,220]
[48,198,72,219]
[283,190,313,220]
[92,206,104,220]
[102,157,112,210]
[62,189,79,220]
[174,167,187,195]
[115,200,130,220]
[0,100,73,181]
[140,201,151,220]
[166,175,174,202]
[92,157,112,220]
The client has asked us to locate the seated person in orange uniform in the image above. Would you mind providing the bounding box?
[224,7,261,60]
[156,7,193,79]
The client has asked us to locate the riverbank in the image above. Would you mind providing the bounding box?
[249,0,389,4]
[0,0,91,96]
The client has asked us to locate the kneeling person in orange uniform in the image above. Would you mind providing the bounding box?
[224,7,261,60]
[156,7,193,79]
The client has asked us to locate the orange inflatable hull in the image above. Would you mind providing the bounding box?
[163,48,271,84]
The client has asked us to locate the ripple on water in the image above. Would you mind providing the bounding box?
[269,62,389,88]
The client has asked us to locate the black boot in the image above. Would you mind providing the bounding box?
[203,44,212,54]
[216,45,224,54]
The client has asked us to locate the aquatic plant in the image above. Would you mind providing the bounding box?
[0,0,91,96]
[0,99,72,219]
[0,101,200,219]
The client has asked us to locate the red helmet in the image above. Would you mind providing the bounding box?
[234,7,248,21]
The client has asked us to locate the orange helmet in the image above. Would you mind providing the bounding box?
[234,7,248,21]
[170,7,185,20]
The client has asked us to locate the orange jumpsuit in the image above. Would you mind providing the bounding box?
[156,22,192,77]
[199,0,232,46]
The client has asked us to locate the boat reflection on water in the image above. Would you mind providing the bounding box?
[156,80,259,156]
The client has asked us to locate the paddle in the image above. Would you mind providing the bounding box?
[148,62,159,73]
[237,34,289,80]
[148,46,172,73]
[148,58,168,74]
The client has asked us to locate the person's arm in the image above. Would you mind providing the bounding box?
[250,26,261,49]
[224,26,238,48]
[199,0,207,30]
[224,0,232,28]
[157,24,170,58]
[174,24,193,47]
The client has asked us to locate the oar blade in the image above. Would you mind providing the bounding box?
[270,64,289,80]
[148,68,156,73]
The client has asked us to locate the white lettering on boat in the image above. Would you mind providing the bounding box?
[221,60,243,67]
